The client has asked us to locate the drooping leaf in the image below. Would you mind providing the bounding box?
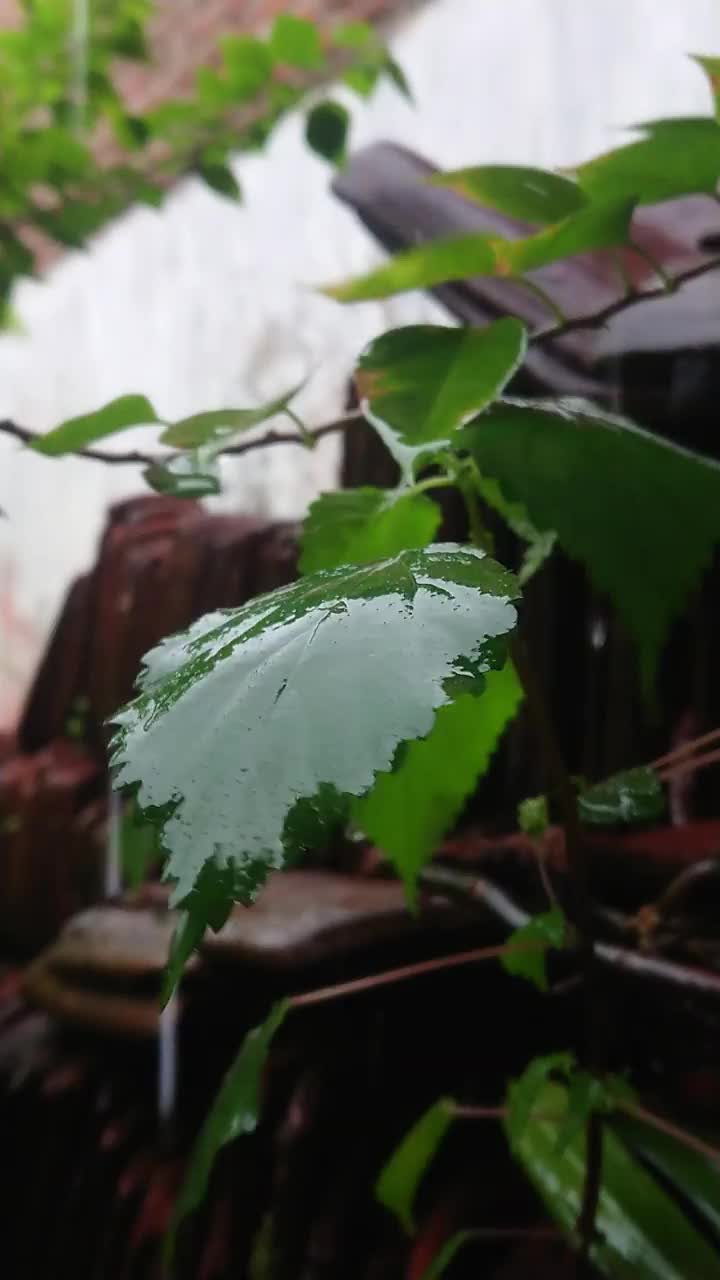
[323,200,634,301]
[31,394,158,455]
[506,1053,576,1148]
[305,100,349,165]
[517,794,549,838]
[430,165,587,224]
[354,661,523,902]
[506,1081,720,1279]
[376,1098,454,1233]
[270,14,323,69]
[614,1112,720,1237]
[459,398,720,688]
[355,321,527,476]
[160,857,237,1006]
[143,452,221,499]
[299,486,441,574]
[578,766,665,826]
[166,1000,289,1260]
[575,116,720,205]
[694,55,720,119]
[159,382,304,449]
[473,471,556,585]
[501,905,566,992]
[111,545,518,952]
[198,161,242,200]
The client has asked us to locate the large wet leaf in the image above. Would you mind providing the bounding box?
[322,200,634,302]
[111,545,518,941]
[376,1097,454,1233]
[459,398,720,688]
[614,1112,720,1237]
[506,1081,720,1279]
[430,164,587,224]
[354,661,522,902]
[354,321,527,476]
[31,394,158,455]
[167,1000,289,1260]
[299,486,441,574]
[575,117,720,205]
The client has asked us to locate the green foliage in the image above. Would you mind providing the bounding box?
[31,394,158,454]
[471,471,557,585]
[376,1098,454,1233]
[578,766,666,826]
[270,14,324,69]
[430,164,587,223]
[305,100,350,165]
[159,383,305,449]
[197,161,242,201]
[694,55,720,119]
[501,905,566,991]
[167,1000,289,1261]
[354,321,527,475]
[459,398,720,688]
[299,487,442,574]
[119,800,162,889]
[575,117,720,206]
[614,1113,720,1237]
[143,452,221,498]
[110,545,518,979]
[505,1081,720,1279]
[517,793,549,838]
[354,662,523,902]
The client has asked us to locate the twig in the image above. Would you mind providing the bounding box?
[618,1099,720,1165]
[650,726,720,773]
[657,747,720,785]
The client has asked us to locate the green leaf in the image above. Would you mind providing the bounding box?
[167,1000,289,1261]
[119,802,161,890]
[355,321,527,476]
[31,394,158,455]
[376,1098,454,1233]
[354,661,523,902]
[110,545,518,944]
[578,766,665,826]
[614,1112,720,1237]
[299,486,441,574]
[161,857,236,1005]
[385,57,413,102]
[270,14,323,69]
[502,905,566,992]
[159,383,304,449]
[694,55,720,120]
[472,471,556,586]
[198,161,242,201]
[305,100,349,165]
[506,1081,720,1279]
[220,35,273,99]
[417,1231,477,1280]
[430,165,587,224]
[575,117,720,205]
[459,398,720,689]
[506,1053,576,1148]
[517,794,549,838]
[143,453,221,499]
[323,201,634,301]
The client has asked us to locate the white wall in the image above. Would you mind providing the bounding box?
[1,0,719,722]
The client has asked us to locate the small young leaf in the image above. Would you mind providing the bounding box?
[354,662,523,902]
[220,35,273,98]
[506,1053,576,1150]
[198,161,242,201]
[159,382,304,449]
[576,116,720,205]
[111,546,518,938]
[144,453,221,499]
[502,905,566,992]
[578,766,665,826]
[694,55,720,119]
[473,471,556,585]
[299,486,441,574]
[355,321,527,476]
[459,398,720,689]
[166,1000,289,1261]
[517,794,549,838]
[120,802,161,890]
[430,165,587,224]
[507,1081,720,1278]
[270,14,323,69]
[31,394,158,455]
[376,1098,454,1233]
[305,100,349,165]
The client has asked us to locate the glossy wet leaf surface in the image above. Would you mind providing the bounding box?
[354,661,522,902]
[31,394,158,455]
[354,321,527,476]
[143,452,221,498]
[167,1000,289,1259]
[459,398,720,688]
[506,1081,720,1279]
[111,545,518,946]
[501,905,566,992]
[430,164,587,224]
[299,486,441,574]
[159,382,304,449]
[614,1112,720,1237]
[376,1097,454,1233]
[473,471,557,585]
[575,117,720,205]
[578,766,665,827]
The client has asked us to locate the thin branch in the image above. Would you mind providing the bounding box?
[618,1099,720,1165]
[533,254,720,346]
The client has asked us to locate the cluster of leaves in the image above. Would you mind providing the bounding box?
[0,2,406,322]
